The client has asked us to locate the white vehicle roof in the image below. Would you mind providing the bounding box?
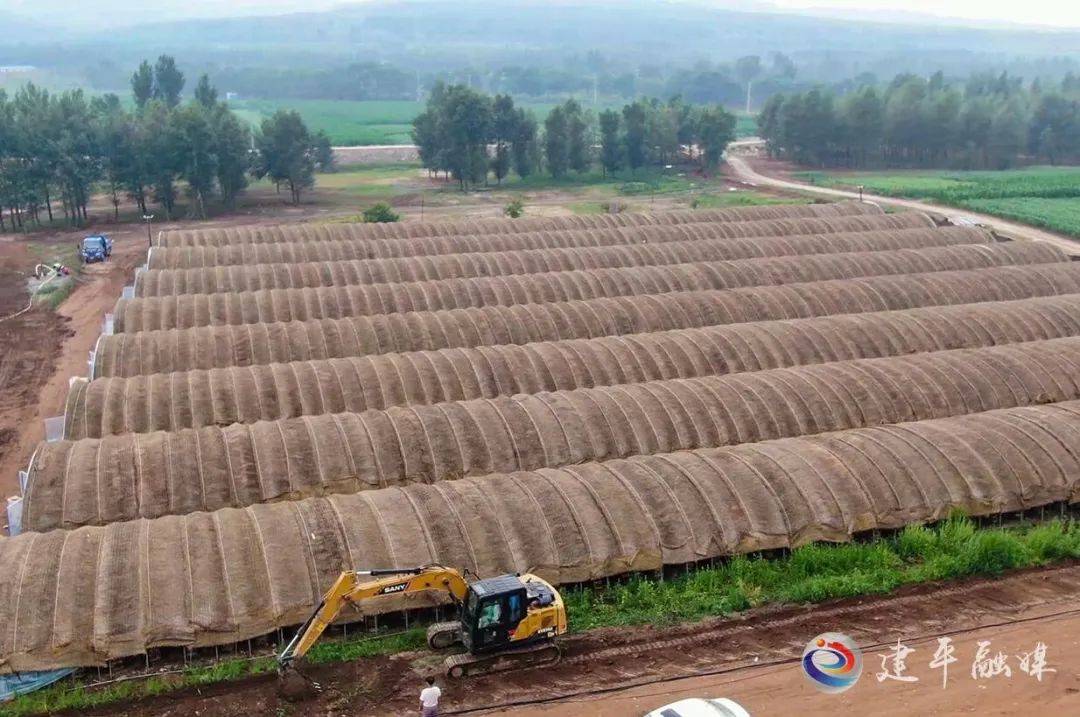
[643,697,751,717]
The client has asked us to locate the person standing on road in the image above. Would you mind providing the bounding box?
[420,676,442,716]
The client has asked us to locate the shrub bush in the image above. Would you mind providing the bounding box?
[361,202,400,223]
[503,198,525,218]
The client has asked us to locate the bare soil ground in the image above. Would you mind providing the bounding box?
[503,611,1080,716]
[0,190,374,503]
[0,228,144,500]
[0,240,70,507]
[62,563,1080,716]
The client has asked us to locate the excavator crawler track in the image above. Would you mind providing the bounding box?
[426,621,463,650]
[443,640,562,680]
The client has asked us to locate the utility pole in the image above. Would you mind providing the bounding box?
[142,214,154,248]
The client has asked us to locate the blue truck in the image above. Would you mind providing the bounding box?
[78,235,112,263]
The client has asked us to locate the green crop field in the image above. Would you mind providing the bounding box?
[735,113,757,138]
[231,99,591,145]
[231,99,759,146]
[959,198,1080,236]
[230,99,423,145]
[797,166,1080,237]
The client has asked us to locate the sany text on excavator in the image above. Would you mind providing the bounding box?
[277,565,568,679]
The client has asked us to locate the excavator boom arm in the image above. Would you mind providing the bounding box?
[278,566,469,667]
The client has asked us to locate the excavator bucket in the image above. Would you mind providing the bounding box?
[277,659,321,701]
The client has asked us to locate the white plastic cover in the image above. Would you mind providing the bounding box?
[5,496,22,536]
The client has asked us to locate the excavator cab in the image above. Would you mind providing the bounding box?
[444,573,564,678]
[461,575,529,652]
[460,575,561,653]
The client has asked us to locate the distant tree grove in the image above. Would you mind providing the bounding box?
[759,71,1080,170]
[0,56,332,232]
[188,52,798,108]
[412,83,738,188]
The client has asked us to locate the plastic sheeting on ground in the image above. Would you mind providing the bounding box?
[0,668,76,701]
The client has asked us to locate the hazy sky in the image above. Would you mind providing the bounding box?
[774,0,1080,28]
[5,0,1079,30]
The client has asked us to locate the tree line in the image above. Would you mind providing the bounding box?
[759,71,1080,170]
[0,56,332,232]
[203,52,798,109]
[412,84,738,189]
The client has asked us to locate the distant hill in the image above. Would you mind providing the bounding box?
[0,0,342,32]
[2,0,1078,96]
[91,0,1080,63]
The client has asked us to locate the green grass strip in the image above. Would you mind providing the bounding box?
[565,515,1080,630]
[5,515,1079,715]
[690,192,809,209]
[305,628,428,665]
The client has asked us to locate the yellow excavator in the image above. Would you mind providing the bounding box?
[277,565,568,679]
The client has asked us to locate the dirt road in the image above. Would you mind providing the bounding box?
[0,229,145,500]
[465,563,1080,717]
[492,602,1080,717]
[77,563,1080,716]
[724,146,1080,257]
[0,242,69,504]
